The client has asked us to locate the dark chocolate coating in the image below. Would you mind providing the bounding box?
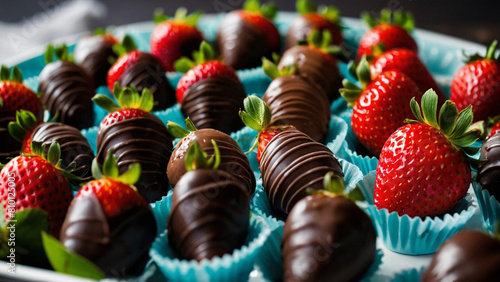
[118,52,175,111]
[422,230,500,282]
[282,194,377,282]
[260,129,343,215]
[278,45,342,102]
[478,131,500,200]
[216,11,278,70]
[31,122,94,183]
[181,77,245,134]
[60,193,157,277]
[168,169,250,261]
[167,128,255,194]
[38,60,95,130]
[0,112,18,164]
[284,15,342,51]
[74,35,117,87]
[96,115,174,202]
[262,75,331,143]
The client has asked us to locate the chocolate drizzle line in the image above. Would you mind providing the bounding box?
[38,60,95,130]
[181,77,245,134]
[96,115,174,202]
[263,75,331,143]
[167,128,255,194]
[260,129,343,215]
[167,169,250,261]
[31,122,94,183]
[118,52,175,111]
[478,132,500,200]
[74,35,117,87]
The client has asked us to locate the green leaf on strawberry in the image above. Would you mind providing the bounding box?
[93,83,154,113]
[7,110,38,143]
[111,34,137,59]
[154,7,202,26]
[244,0,277,20]
[463,40,499,64]
[167,117,198,138]
[185,140,221,171]
[92,149,141,185]
[307,171,365,201]
[174,41,216,73]
[44,44,73,64]
[361,8,414,32]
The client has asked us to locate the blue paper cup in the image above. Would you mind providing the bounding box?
[390,267,426,282]
[472,180,500,232]
[150,191,174,236]
[325,115,348,156]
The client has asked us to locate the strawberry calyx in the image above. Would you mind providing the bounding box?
[167,117,197,138]
[91,149,141,185]
[93,84,154,114]
[298,29,346,61]
[185,140,221,171]
[243,0,277,20]
[44,44,73,64]
[111,34,137,62]
[361,8,414,32]
[154,7,202,26]
[463,40,499,64]
[174,41,216,73]
[296,0,340,26]
[306,171,365,202]
[8,110,39,144]
[0,65,23,83]
[262,56,299,79]
[340,56,372,107]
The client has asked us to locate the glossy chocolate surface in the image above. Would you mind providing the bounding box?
[216,11,277,70]
[168,128,255,194]
[278,45,342,102]
[478,131,500,200]
[74,35,117,87]
[38,60,95,130]
[263,74,331,143]
[260,129,343,215]
[60,192,157,277]
[181,77,245,134]
[31,122,94,183]
[285,15,342,51]
[118,52,175,111]
[422,230,500,282]
[96,115,173,202]
[283,194,376,282]
[168,169,250,261]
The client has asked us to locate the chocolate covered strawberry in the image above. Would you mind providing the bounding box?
[375,89,481,217]
[283,172,376,281]
[167,118,255,194]
[477,130,500,201]
[450,41,500,122]
[39,44,95,130]
[357,8,417,61]
[285,0,342,51]
[340,57,423,156]
[60,151,156,277]
[175,41,245,134]
[107,35,175,110]
[93,85,174,202]
[151,7,204,72]
[168,141,250,261]
[0,65,43,163]
[216,0,280,70]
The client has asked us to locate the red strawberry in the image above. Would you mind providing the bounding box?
[340,58,423,156]
[150,7,204,72]
[450,41,500,122]
[285,0,343,51]
[357,9,417,61]
[0,141,73,236]
[488,116,500,139]
[374,90,481,217]
[7,109,42,154]
[106,37,141,91]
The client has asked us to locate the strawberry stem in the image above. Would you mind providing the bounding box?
[112,35,137,58]
[185,140,221,171]
[361,8,414,31]
[174,41,216,73]
[92,149,141,185]
[307,172,365,201]
[93,84,154,113]
[154,7,202,26]
[296,0,316,14]
[244,0,277,20]
[167,117,198,138]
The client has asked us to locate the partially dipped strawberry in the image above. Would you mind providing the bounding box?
[168,140,250,261]
[175,41,245,134]
[283,172,376,281]
[340,57,423,157]
[216,0,280,70]
[107,35,175,110]
[375,89,482,217]
[357,8,417,61]
[150,7,204,72]
[451,40,500,122]
[285,0,343,51]
[60,150,156,277]
[0,141,73,236]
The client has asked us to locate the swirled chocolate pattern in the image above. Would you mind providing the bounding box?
[38,60,94,130]
[283,194,376,282]
[263,75,331,143]
[167,128,255,194]
[31,122,94,183]
[0,112,18,164]
[216,11,275,70]
[168,169,250,261]
[477,132,500,200]
[278,45,342,102]
[118,52,175,111]
[284,16,343,51]
[74,35,117,87]
[260,129,343,215]
[60,193,157,277]
[181,77,245,134]
[96,115,174,202]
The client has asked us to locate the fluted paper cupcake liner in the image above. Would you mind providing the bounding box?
[358,171,477,255]
[359,248,384,282]
[336,140,379,176]
[150,215,271,282]
[231,127,259,172]
[325,115,348,156]
[150,191,174,236]
[472,180,500,232]
[390,267,426,282]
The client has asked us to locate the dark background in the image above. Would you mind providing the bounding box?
[1,0,499,45]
